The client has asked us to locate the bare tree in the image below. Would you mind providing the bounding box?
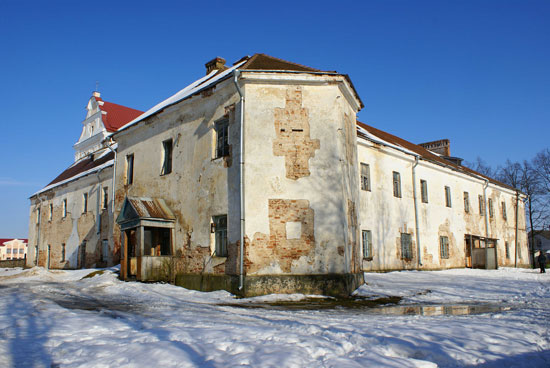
[465,156,496,178]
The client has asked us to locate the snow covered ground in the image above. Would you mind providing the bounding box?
[0,267,548,367]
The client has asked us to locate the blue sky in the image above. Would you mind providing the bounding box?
[1,0,549,238]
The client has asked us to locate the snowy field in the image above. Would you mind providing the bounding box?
[0,267,549,367]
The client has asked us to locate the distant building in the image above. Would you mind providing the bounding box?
[0,239,28,260]
[29,54,529,297]
[530,230,550,254]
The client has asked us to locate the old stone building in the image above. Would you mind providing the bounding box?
[28,54,529,297]
[27,93,142,269]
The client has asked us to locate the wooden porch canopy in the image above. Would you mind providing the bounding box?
[116,197,176,230]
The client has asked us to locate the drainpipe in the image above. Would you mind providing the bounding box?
[35,193,44,266]
[233,70,245,291]
[412,156,422,267]
[105,141,117,213]
[514,190,519,268]
[483,180,490,269]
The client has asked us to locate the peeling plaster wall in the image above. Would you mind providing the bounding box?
[241,74,361,276]
[357,140,529,271]
[27,168,115,269]
[113,78,242,277]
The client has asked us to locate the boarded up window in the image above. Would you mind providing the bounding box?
[360,163,371,191]
[362,230,372,259]
[401,233,412,260]
[393,171,401,198]
[464,192,470,213]
[440,236,449,259]
[214,215,228,257]
[445,186,452,208]
[420,180,428,203]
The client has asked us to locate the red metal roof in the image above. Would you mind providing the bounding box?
[94,96,143,132]
[45,151,114,188]
[0,239,28,246]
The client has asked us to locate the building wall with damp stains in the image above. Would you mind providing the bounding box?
[357,139,528,271]
[27,166,115,269]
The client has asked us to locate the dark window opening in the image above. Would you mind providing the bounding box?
[83,193,88,213]
[420,180,428,203]
[61,243,66,262]
[161,139,173,175]
[213,215,228,257]
[215,119,229,158]
[102,187,108,209]
[126,154,134,185]
[360,163,371,191]
[401,233,413,260]
[144,227,171,256]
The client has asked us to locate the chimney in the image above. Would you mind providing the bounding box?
[418,139,450,156]
[92,91,101,98]
[205,57,227,75]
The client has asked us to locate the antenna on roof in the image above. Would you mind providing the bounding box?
[95,80,99,92]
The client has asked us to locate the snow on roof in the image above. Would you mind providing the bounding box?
[113,59,249,135]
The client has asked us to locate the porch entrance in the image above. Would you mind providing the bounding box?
[117,197,175,281]
[464,234,498,269]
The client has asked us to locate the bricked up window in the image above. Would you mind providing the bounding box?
[445,186,452,207]
[479,195,484,216]
[400,233,412,260]
[464,192,470,213]
[440,236,449,259]
[126,154,134,185]
[215,119,229,158]
[420,180,428,203]
[161,139,173,175]
[213,215,228,257]
[83,193,88,213]
[393,171,401,198]
[360,163,371,191]
[362,230,372,259]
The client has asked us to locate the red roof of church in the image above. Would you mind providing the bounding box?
[94,96,143,132]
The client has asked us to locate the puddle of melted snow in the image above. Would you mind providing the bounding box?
[219,297,512,316]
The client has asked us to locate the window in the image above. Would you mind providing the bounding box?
[126,154,134,185]
[215,119,229,158]
[102,187,108,210]
[49,203,53,221]
[420,180,428,203]
[7,249,11,254]
[362,230,373,259]
[445,186,452,207]
[161,139,173,175]
[360,163,371,191]
[400,233,413,260]
[479,195,484,216]
[18,249,24,254]
[502,201,507,220]
[63,199,67,218]
[213,215,228,257]
[102,240,109,262]
[83,193,88,213]
[518,243,522,259]
[505,241,510,259]
[35,246,38,264]
[61,243,66,262]
[393,171,401,198]
[440,236,449,259]
[37,208,40,224]
[488,198,494,218]
[464,192,470,213]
